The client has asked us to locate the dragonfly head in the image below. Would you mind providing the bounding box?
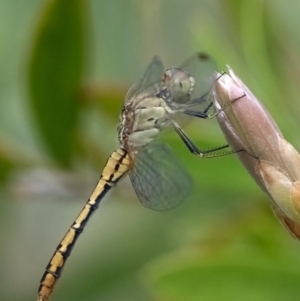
[163,68,196,103]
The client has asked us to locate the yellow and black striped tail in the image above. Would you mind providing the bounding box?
[37,148,130,301]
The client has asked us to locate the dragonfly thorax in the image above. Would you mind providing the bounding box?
[163,68,196,103]
[118,94,174,152]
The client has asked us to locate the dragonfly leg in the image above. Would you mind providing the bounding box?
[184,92,246,120]
[171,120,231,158]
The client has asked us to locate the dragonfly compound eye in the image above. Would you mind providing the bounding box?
[163,68,196,103]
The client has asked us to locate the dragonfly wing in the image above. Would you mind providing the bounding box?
[174,53,217,108]
[125,56,165,103]
[171,53,219,119]
[129,143,193,211]
[181,52,217,101]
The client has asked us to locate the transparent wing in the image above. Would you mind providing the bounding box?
[170,52,218,122]
[180,52,217,104]
[129,143,193,211]
[158,53,217,127]
[125,56,165,103]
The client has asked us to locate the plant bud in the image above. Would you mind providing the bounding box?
[213,67,300,240]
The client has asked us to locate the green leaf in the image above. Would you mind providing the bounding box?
[0,157,14,182]
[146,253,300,301]
[81,83,127,120]
[28,0,87,166]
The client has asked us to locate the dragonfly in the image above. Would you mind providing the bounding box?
[37,52,229,301]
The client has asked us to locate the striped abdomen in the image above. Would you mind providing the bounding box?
[37,148,130,301]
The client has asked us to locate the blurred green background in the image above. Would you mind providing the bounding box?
[1,0,300,300]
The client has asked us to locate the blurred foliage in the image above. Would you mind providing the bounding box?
[28,0,86,166]
[1,0,300,301]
